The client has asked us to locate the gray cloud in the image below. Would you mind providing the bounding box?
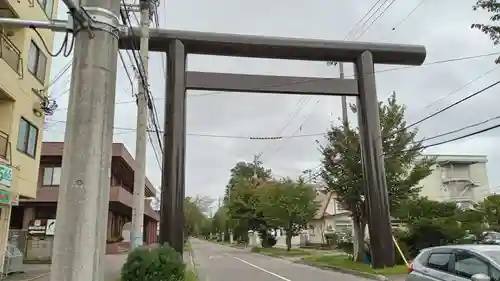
[45,0,500,199]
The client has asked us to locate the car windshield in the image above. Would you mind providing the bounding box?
[485,251,500,264]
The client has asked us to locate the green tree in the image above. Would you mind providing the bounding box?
[212,206,228,240]
[394,197,485,258]
[393,197,458,224]
[224,161,272,242]
[259,180,319,251]
[184,196,213,237]
[478,194,500,231]
[319,93,434,264]
[472,0,500,63]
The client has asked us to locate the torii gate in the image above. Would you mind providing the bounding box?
[120,29,426,268]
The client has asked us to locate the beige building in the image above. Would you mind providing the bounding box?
[0,0,59,269]
[418,154,490,209]
[307,154,491,243]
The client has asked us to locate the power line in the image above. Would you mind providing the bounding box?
[355,0,397,40]
[421,114,500,142]
[391,0,425,31]
[405,65,499,120]
[402,79,500,132]
[400,122,500,154]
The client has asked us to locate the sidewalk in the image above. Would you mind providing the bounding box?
[5,254,127,281]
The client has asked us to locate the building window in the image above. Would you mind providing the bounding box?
[42,167,61,186]
[27,41,47,83]
[16,118,38,158]
[37,0,53,18]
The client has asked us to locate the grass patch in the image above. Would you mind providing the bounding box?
[303,255,408,276]
[184,269,198,281]
[252,247,311,257]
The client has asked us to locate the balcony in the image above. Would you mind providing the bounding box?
[109,186,159,220]
[0,30,22,76]
[0,130,9,162]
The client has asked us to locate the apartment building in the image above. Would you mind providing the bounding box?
[9,142,160,259]
[0,0,59,269]
[418,154,490,208]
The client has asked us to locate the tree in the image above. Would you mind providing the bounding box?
[184,196,212,237]
[393,197,458,224]
[472,1,500,63]
[212,206,228,240]
[478,194,500,231]
[319,93,434,264]
[224,161,272,202]
[224,161,272,242]
[393,197,485,258]
[259,180,319,251]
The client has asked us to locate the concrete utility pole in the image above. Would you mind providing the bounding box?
[339,63,349,126]
[49,0,121,280]
[131,0,151,250]
[252,153,261,181]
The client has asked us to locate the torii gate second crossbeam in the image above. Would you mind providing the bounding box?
[119,29,426,268]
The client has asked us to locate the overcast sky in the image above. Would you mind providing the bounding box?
[44,0,500,199]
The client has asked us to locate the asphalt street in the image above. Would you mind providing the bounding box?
[190,239,371,281]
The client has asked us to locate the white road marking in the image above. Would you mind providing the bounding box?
[231,256,292,281]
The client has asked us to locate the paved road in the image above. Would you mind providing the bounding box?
[190,239,371,281]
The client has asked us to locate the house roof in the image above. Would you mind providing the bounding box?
[313,191,333,220]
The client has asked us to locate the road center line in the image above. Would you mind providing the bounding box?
[231,256,292,281]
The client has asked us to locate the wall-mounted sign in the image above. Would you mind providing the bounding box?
[46,219,56,236]
[0,164,12,188]
[28,219,47,235]
[0,190,11,205]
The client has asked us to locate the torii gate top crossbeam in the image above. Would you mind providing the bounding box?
[119,28,426,65]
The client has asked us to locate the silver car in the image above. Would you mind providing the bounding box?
[407,244,500,281]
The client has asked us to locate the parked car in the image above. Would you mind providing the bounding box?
[481,231,500,245]
[407,244,500,281]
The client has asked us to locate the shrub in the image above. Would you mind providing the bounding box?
[121,244,185,281]
[324,232,338,246]
[337,241,353,254]
[258,230,277,248]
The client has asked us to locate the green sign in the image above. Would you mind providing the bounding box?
[0,190,11,205]
[0,164,12,188]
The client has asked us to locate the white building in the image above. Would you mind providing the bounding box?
[418,154,490,208]
[307,154,491,243]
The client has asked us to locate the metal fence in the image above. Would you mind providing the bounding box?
[0,30,23,77]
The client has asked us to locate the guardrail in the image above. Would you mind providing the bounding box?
[0,29,23,77]
[0,130,8,161]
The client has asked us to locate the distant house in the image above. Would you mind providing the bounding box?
[307,190,351,244]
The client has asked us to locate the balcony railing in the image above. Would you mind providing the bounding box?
[0,130,8,161]
[0,30,23,77]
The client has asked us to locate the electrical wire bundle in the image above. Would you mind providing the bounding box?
[119,0,164,170]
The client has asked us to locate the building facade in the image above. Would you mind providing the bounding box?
[9,142,160,259]
[0,0,59,269]
[418,154,490,208]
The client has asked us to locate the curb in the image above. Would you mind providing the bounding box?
[294,260,389,281]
